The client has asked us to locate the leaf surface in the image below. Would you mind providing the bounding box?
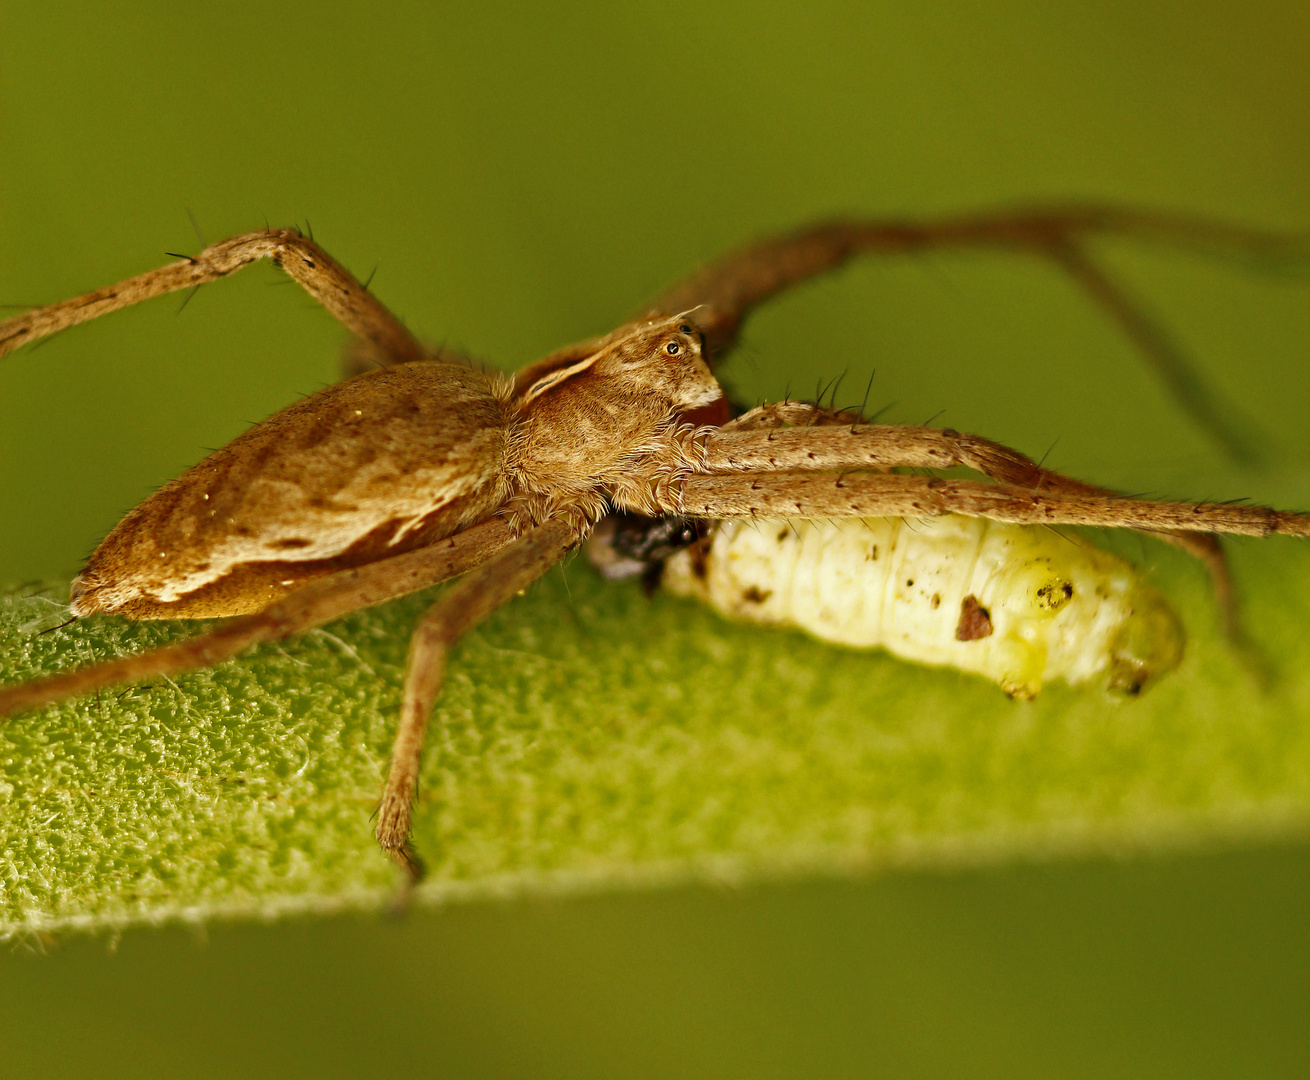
[3,532,1310,938]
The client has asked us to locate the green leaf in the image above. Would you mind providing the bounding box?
[4,531,1310,939]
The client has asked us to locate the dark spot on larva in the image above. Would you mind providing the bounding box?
[955,595,993,641]
[931,593,941,609]
[777,527,790,542]
[1036,578,1074,611]
[868,545,879,561]
[270,538,313,550]
[905,578,914,587]
[742,586,773,604]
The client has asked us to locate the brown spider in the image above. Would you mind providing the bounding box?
[1,205,1307,876]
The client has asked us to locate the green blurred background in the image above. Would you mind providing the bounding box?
[2,1,1308,1075]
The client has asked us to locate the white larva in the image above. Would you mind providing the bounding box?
[612,515,1185,699]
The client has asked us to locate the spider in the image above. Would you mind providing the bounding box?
[1,205,1307,877]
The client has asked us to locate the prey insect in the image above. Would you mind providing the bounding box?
[2,205,1308,877]
[589,510,1185,700]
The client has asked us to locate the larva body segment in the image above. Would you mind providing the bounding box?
[659,516,1184,698]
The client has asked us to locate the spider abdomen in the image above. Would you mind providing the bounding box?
[71,361,514,619]
[661,515,1184,698]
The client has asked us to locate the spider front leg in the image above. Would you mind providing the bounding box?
[374,519,575,876]
[700,416,1240,631]
[0,228,427,366]
[661,471,1310,539]
[700,422,1104,489]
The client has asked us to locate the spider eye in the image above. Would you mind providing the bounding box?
[678,323,693,334]
[665,341,681,355]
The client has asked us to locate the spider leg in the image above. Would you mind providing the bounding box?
[0,228,427,366]
[0,517,516,719]
[1154,530,1239,640]
[1046,241,1261,466]
[374,519,575,872]
[644,205,1306,464]
[698,420,1243,628]
[700,423,1101,487]
[721,401,864,431]
[663,471,1310,539]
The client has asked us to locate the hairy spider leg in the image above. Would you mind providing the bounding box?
[645,205,1308,465]
[705,404,1238,634]
[665,472,1310,539]
[0,228,426,365]
[374,518,575,877]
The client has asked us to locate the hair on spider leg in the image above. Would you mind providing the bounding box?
[827,370,849,410]
[553,549,577,609]
[814,372,843,411]
[22,332,60,354]
[1034,522,1090,551]
[384,844,426,897]
[184,208,207,250]
[175,285,201,315]
[842,368,878,429]
[35,616,79,637]
[1035,436,1061,472]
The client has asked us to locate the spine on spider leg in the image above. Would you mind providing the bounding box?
[658,516,1184,699]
